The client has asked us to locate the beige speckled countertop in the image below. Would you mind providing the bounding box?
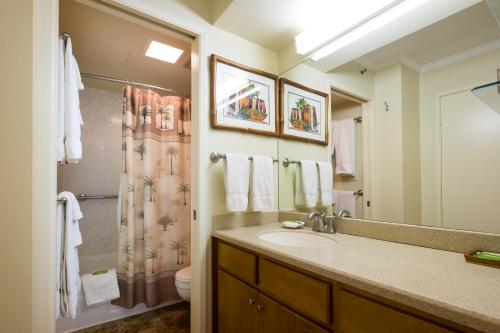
[212,224,500,333]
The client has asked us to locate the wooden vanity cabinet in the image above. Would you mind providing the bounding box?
[218,269,328,333]
[214,239,475,333]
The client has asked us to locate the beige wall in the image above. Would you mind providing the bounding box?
[401,65,421,225]
[419,48,500,227]
[0,0,33,332]
[373,64,404,222]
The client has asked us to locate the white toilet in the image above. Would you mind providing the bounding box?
[175,266,191,302]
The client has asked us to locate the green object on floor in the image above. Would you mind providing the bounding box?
[474,251,500,261]
[92,269,109,275]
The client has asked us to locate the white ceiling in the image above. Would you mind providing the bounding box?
[356,2,500,73]
[60,0,191,95]
[212,0,314,51]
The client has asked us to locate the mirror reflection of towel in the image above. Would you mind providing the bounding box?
[333,119,355,176]
[333,190,356,218]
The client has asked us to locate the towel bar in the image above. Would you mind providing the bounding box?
[210,152,278,163]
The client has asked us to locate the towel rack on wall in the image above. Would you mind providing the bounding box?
[57,193,119,203]
[353,116,362,123]
[282,158,301,167]
[353,190,363,196]
[210,152,279,163]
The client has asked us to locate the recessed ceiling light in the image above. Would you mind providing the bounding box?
[145,40,184,63]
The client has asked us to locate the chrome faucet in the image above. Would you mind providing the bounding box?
[307,209,352,234]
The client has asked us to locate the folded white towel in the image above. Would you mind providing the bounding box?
[82,269,120,306]
[224,153,250,212]
[333,119,356,176]
[64,37,85,163]
[317,161,333,207]
[333,190,356,218]
[250,155,274,211]
[57,36,66,163]
[57,191,83,319]
[295,160,319,208]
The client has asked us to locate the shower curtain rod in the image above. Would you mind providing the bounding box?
[81,73,189,97]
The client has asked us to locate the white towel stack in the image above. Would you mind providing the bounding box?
[333,190,356,218]
[56,191,83,319]
[250,155,274,211]
[317,161,333,207]
[58,35,85,163]
[224,153,251,211]
[82,269,120,306]
[332,119,356,176]
[295,160,319,208]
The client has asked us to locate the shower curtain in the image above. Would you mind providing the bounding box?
[114,85,191,308]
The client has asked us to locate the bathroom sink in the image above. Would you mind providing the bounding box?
[259,231,335,248]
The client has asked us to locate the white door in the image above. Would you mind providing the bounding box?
[440,90,500,233]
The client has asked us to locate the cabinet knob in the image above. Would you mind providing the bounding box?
[257,304,264,311]
[248,298,256,305]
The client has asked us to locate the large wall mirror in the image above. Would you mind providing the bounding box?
[277,1,500,234]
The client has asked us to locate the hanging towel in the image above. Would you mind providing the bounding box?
[56,191,83,319]
[64,37,85,163]
[295,160,319,208]
[224,153,250,211]
[332,190,356,218]
[317,161,333,207]
[82,269,120,306]
[332,119,356,176]
[250,155,274,211]
[57,36,66,162]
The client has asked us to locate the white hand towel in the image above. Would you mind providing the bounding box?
[82,269,120,306]
[317,161,333,207]
[224,153,250,211]
[250,155,274,211]
[333,119,356,176]
[295,160,319,208]
[332,190,356,218]
[57,37,66,163]
[64,37,85,163]
[57,191,84,319]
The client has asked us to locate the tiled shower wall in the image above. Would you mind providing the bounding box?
[58,86,122,260]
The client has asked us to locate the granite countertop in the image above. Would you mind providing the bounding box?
[212,224,500,333]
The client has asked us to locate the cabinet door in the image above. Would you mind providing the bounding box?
[338,290,455,333]
[258,294,329,333]
[218,270,258,333]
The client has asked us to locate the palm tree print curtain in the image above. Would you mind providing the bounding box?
[114,86,191,308]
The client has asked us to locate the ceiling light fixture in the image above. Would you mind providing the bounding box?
[309,0,429,61]
[145,40,184,63]
[295,0,398,55]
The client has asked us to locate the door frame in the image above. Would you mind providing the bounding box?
[32,0,208,332]
[328,80,374,220]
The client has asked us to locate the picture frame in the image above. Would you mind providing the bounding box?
[279,78,329,145]
[210,54,279,137]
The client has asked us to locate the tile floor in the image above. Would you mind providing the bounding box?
[74,302,190,333]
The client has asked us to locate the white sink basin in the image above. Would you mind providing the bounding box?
[259,231,335,248]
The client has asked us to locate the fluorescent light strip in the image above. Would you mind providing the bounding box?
[145,40,184,63]
[295,0,398,55]
[311,0,429,61]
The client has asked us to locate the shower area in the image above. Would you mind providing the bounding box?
[57,1,192,331]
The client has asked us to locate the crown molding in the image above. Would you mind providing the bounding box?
[420,38,500,73]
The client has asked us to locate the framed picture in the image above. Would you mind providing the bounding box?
[210,55,279,136]
[279,78,329,145]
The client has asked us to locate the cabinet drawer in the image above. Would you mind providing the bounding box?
[338,290,454,333]
[258,258,331,325]
[218,242,257,284]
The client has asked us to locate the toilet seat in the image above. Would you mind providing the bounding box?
[175,266,191,302]
[175,266,191,283]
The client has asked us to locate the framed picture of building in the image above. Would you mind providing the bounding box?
[210,55,279,136]
[279,78,329,145]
